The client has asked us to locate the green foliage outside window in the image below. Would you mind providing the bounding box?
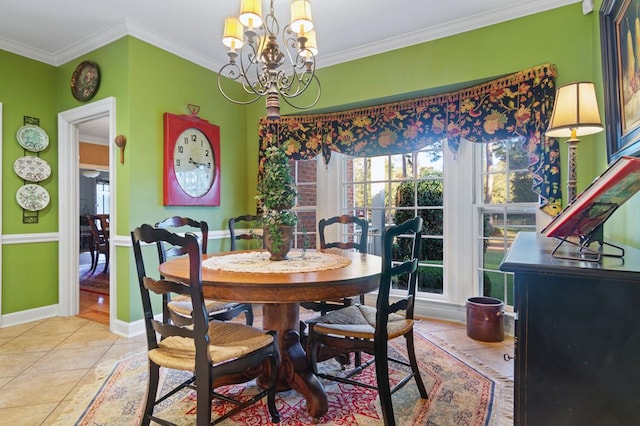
[393,177,444,293]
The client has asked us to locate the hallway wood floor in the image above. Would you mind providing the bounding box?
[78,251,109,325]
[78,291,109,325]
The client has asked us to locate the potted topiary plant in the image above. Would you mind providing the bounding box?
[256,144,298,260]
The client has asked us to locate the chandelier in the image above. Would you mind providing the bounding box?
[218,0,321,119]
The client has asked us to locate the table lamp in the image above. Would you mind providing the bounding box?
[546,81,604,202]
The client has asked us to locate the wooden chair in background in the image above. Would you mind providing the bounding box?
[86,214,109,275]
[131,224,280,426]
[228,214,264,251]
[155,216,254,326]
[306,217,427,426]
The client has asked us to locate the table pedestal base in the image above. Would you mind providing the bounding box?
[258,303,328,419]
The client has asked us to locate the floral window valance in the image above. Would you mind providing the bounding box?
[258,63,561,214]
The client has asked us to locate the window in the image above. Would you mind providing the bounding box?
[96,179,110,215]
[290,158,317,250]
[342,142,445,294]
[475,138,537,307]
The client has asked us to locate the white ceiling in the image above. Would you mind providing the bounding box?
[78,117,109,145]
[0,0,581,70]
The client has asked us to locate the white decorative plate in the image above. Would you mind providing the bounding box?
[16,125,49,152]
[13,156,51,182]
[16,184,50,211]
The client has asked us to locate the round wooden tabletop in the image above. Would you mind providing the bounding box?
[158,249,382,304]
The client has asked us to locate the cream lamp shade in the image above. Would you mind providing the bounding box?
[222,17,244,50]
[239,0,263,29]
[546,81,604,203]
[290,0,314,35]
[546,81,604,137]
[301,30,318,58]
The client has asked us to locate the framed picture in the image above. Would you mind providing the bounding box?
[601,0,640,162]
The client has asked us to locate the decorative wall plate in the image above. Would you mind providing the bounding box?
[16,125,49,152]
[13,156,51,182]
[71,61,100,101]
[16,184,50,211]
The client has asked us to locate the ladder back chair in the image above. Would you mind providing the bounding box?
[306,216,428,426]
[131,224,280,426]
[228,214,264,251]
[301,215,369,315]
[155,216,253,326]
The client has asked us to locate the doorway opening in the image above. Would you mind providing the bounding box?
[78,118,110,324]
[58,97,116,331]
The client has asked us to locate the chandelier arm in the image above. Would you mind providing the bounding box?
[217,73,264,106]
[278,74,321,110]
[238,43,272,96]
[277,57,317,97]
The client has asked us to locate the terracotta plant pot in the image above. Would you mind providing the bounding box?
[264,225,294,261]
[466,296,505,342]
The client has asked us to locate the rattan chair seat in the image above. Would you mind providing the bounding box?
[149,321,274,370]
[167,295,243,317]
[311,305,413,340]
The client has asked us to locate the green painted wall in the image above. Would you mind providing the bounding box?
[119,38,249,321]
[1,50,58,313]
[4,2,636,322]
[2,51,58,234]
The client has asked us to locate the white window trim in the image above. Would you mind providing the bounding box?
[315,140,477,318]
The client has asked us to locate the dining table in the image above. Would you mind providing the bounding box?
[158,249,382,419]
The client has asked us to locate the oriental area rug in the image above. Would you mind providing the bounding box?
[79,261,109,295]
[56,324,513,426]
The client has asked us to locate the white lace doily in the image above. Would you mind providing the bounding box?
[202,250,352,273]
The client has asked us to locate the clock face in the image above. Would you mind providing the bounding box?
[173,128,215,197]
[163,112,221,206]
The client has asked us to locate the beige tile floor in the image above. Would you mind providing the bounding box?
[0,311,514,425]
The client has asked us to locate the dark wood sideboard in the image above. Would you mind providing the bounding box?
[500,232,640,426]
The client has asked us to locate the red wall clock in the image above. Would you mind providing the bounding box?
[163,112,221,206]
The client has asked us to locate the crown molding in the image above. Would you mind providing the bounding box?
[126,19,224,72]
[0,0,580,69]
[54,21,129,66]
[0,35,57,65]
[318,0,580,68]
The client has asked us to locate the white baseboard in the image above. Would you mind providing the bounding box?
[111,317,147,338]
[0,303,149,340]
[0,304,59,327]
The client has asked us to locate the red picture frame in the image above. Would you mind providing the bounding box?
[163,113,221,206]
